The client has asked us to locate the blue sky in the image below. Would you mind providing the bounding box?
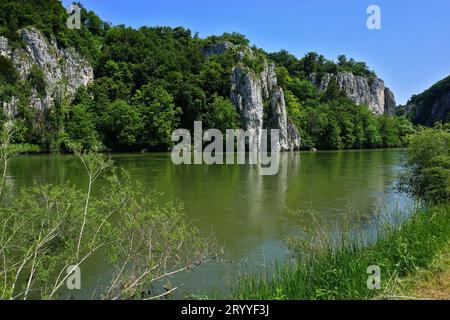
[62,0,450,104]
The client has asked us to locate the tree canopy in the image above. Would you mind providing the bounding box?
[0,0,413,152]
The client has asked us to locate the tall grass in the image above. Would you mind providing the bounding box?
[233,204,450,300]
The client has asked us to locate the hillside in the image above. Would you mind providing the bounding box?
[398,76,450,126]
[0,0,412,152]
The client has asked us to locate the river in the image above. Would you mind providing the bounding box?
[7,149,414,299]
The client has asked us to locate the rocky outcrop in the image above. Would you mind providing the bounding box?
[0,27,93,117]
[310,72,396,115]
[287,119,301,150]
[201,41,234,58]
[201,41,301,151]
[384,88,396,115]
[402,76,450,126]
[231,63,301,151]
[408,92,450,126]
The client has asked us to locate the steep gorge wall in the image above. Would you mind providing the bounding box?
[403,75,450,126]
[0,27,93,118]
[414,91,450,126]
[204,41,301,151]
[310,72,396,115]
[230,63,301,151]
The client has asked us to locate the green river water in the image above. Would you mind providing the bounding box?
[7,149,414,298]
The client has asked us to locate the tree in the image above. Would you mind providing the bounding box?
[379,115,401,147]
[204,96,240,131]
[0,123,216,299]
[27,65,46,96]
[200,60,228,97]
[401,125,450,203]
[66,104,100,151]
[174,83,207,131]
[98,100,144,150]
[133,84,181,150]
[364,116,382,148]
[275,66,290,88]
[0,56,18,85]
[287,78,320,103]
[322,79,346,102]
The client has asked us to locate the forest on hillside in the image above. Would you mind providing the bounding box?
[0,0,414,152]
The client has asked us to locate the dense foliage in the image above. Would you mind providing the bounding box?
[401,124,450,203]
[0,0,413,152]
[0,122,215,300]
[404,76,450,126]
[269,50,377,80]
[0,0,107,61]
[281,73,414,150]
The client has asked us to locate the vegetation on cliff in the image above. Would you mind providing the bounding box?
[401,76,450,126]
[0,0,413,152]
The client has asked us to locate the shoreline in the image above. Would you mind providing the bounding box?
[13,147,409,157]
[231,204,450,300]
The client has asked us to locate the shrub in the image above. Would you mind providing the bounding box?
[401,125,450,203]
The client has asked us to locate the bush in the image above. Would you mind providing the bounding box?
[401,125,450,203]
[0,55,18,84]
[27,65,46,96]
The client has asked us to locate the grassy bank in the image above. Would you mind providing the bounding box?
[232,125,449,300]
[392,243,450,299]
[232,204,450,300]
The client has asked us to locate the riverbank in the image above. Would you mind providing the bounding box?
[232,204,450,300]
[391,243,450,300]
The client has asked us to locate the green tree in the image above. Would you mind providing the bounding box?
[98,100,144,150]
[27,65,46,96]
[204,96,240,131]
[364,116,382,148]
[200,60,229,97]
[133,84,181,150]
[66,104,100,151]
[0,123,216,300]
[379,115,401,147]
[401,125,450,203]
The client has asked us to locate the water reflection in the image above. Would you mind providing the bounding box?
[6,150,413,298]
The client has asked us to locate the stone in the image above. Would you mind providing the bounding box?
[201,41,233,58]
[310,72,397,115]
[1,27,93,127]
[384,88,396,115]
[231,62,301,151]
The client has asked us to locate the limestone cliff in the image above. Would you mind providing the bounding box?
[231,63,301,151]
[201,41,235,58]
[0,27,93,117]
[309,72,396,115]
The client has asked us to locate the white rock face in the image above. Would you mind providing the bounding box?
[231,63,301,151]
[310,72,396,115]
[201,41,234,58]
[1,27,94,116]
[231,66,265,149]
